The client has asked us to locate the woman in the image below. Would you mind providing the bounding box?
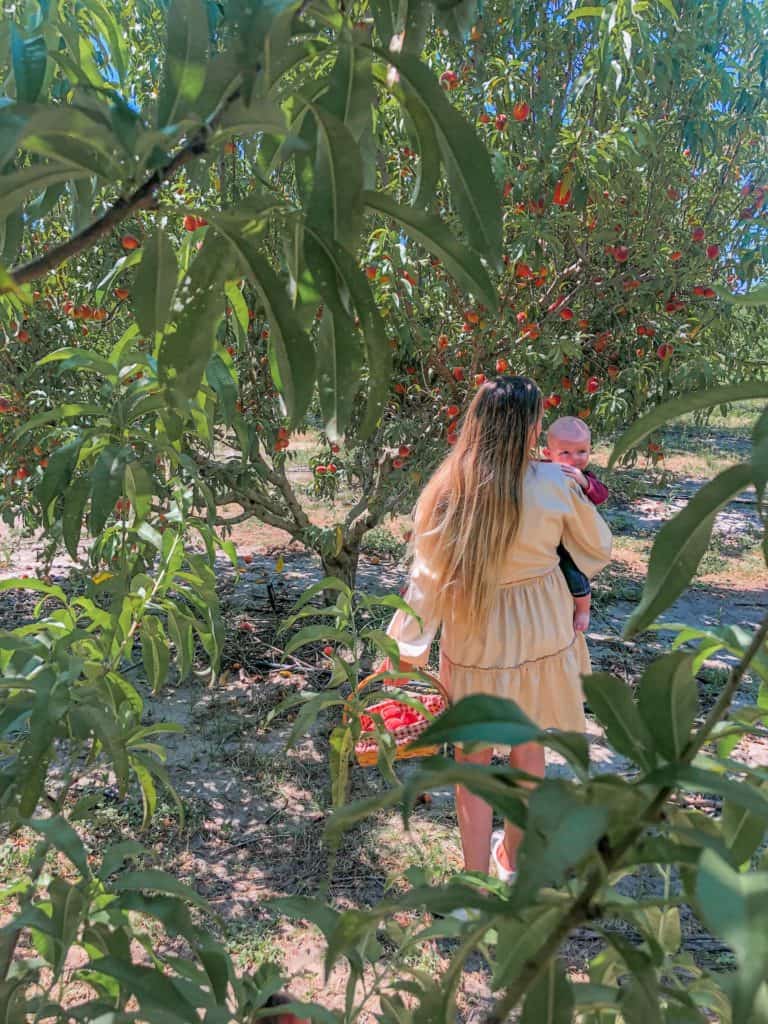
[384,376,612,881]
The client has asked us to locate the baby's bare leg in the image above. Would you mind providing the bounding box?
[573,594,590,632]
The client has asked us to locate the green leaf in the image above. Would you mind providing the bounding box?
[111,869,212,912]
[381,51,501,261]
[27,816,91,879]
[329,725,353,806]
[752,407,768,501]
[362,191,496,307]
[655,907,682,956]
[368,0,398,43]
[78,704,130,796]
[0,101,34,166]
[213,96,288,137]
[63,477,90,560]
[37,438,82,513]
[208,222,315,423]
[206,353,238,426]
[89,446,127,536]
[10,402,105,441]
[8,105,121,167]
[17,702,55,816]
[722,792,768,868]
[609,385,768,467]
[307,103,364,252]
[520,960,574,1024]
[82,957,199,1023]
[567,5,607,17]
[400,81,441,208]
[197,941,231,1005]
[283,691,347,748]
[141,616,170,693]
[38,348,117,380]
[157,0,209,127]
[493,907,562,988]
[286,576,351,614]
[617,969,663,1024]
[270,896,340,944]
[696,850,768,1022]
[132,227,178,338]
[624,464,754,637]
[323,29,374,142]
[22,113,120,179]
[418,694,539,748]
[399,758,527,829]
[284,625,354,656]
[167,607,195,681]
[434,0,477,40]
[49,876,86,972]
[0,261,30,301]
[649,765,768,820]
[0,576,67,602]
[224,280,249,338]
[636,653,698,762]
[315,301,363,442]
[25,182,65,221]
[657,0,679,18]
[514,782,609,904]
[159,235,235,402]
[337,252,391,439]
[0,163,92,219]
[11,26,47,103]
[123,461,153,522]
[582,673,655,770]
[81,0,130,83]
[304,234,363,439]
[714,282,768,306]
[98,840,148,880]
[2,210,25,265]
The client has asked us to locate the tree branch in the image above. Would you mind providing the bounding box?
[9,78,243,286]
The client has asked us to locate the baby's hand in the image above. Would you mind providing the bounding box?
[559,464,588,490]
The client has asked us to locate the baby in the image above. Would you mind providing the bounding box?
[542,416,609,632]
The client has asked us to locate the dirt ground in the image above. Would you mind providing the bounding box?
[1,412,766,1020]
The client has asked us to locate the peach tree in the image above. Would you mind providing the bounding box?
[3,0,767,590]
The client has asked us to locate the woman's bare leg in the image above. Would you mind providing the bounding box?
[496,742,546,873]
[454,745,494,873]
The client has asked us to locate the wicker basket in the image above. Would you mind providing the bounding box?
[346,671,450,767]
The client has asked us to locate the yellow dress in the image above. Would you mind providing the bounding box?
[386,462,613,733]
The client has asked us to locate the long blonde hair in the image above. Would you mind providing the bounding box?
[413,375,542,624]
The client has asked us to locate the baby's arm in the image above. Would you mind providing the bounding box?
[582,471,609,506]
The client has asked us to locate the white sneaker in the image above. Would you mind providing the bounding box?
[491,830,516,883]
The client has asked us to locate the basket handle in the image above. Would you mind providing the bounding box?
[342,668,451,724]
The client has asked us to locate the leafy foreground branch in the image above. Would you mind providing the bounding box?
[484,608,768,1023]
[299,608,768,1023]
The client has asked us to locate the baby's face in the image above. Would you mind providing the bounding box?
[546,435,591,470]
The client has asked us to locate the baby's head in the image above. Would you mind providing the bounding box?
[543,416,591,471]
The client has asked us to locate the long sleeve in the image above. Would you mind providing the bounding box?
[561,479,612,579]
[386,548,441,666]
[583,471,609,506]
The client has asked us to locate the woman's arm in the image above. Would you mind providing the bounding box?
[384,545,441,666]
[372,655,417,677]
[560,479,613,578]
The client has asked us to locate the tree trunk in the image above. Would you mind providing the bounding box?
[320,542,361,598]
